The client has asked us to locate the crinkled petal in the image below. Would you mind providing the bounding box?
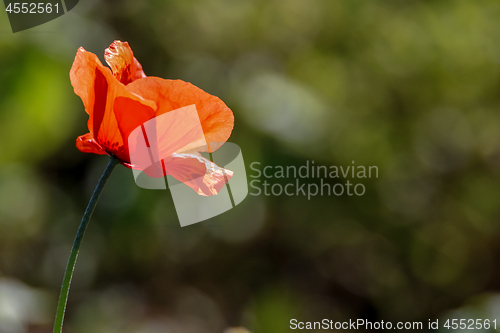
[76,133,107,155]
[164,153,233,196]
[125,77,234,152]
[104,40,146,85]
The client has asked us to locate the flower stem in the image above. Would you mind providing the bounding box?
[53,156,119,333]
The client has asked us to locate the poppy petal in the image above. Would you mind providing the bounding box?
[104,40,146,85]
[113,96,156,157]
[76,133,107,155]
[164,153,233,196]
[70,47,156,162]
[125,77,234,152]
[125,106,207,178]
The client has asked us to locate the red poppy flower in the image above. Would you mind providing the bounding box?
[71,41,234,195]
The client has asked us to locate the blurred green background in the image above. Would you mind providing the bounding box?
[2,0,500,332]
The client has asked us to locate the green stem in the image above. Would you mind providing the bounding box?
[53,156,119,333]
